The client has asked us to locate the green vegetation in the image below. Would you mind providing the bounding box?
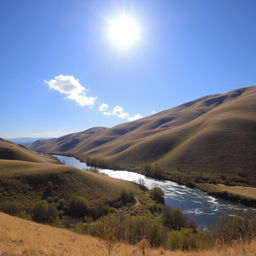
[161,206,196,231]
[167,228,210,250]
[149,187,164,204]
[87,214,166,247]
[120,189,135,204]
[211,210,256,243]
[68,195,89,218]
[32,200,59,224]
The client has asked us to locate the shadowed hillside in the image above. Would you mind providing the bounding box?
[30,86,256,185]
[0,138,57,163]
[0,139,140,209]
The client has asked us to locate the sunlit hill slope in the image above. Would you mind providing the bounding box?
[30,86,256,185]
[1,212,256,256]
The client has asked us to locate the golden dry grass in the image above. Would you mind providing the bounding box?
[197,183,256,200]
[0,139,56,163]
[1,212,256,256]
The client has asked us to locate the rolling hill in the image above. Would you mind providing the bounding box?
[0,139,140,209]
[30,86,256,185]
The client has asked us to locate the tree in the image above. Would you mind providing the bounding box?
[161,206,193,231]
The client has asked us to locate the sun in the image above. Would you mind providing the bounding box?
[108,14,141,49]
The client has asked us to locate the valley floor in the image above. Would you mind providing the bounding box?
[0,213,256,256]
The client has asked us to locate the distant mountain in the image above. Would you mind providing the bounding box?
[30,86,256,185]
[6,137,52,146]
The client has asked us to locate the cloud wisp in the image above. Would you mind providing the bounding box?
[45,75,97,107]
[45,75,143,122]
[99,103,143,121]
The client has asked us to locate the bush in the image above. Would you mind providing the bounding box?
[120,189,135,204]
[68,195,89,218]
[16,211,32,220]
[0,201,24,216]
[167,228,210,251]
[142,165,165,179]
[32,200,59,224]
[89,204,109,220]
[44,181,54,197]
[211,210,256,243]
[88,214,167,247]
[161,206,195,231]
[150,187,164,204]
[125,215,167,247]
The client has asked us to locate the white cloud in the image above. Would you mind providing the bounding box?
[101,104,143,122]
[45,75,96,107]
[99,103,109,112]
[103,111,112,116]
[128,114,143,121]
[112,105,129,119]
[151,110,157,114]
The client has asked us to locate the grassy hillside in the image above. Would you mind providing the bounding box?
[30,86,256,186]
[0,159,139,208]
[0,138,57,163]
[0,139,144,222]
[1,212,256,256]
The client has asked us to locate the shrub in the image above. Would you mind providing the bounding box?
[142,165,165,179]
[32,200,48,223]
[88,214,167,247]
[89,204,109,220]
[16,211,32,220]
[68,195,89,218]
[120,189,135,204]
[161,206,195,230]
[32,200,59,224]
[150,187,164,204]
[125,215,167,247]
[167,228,210,251]
[0,201,24,216]
[44,181,54,197]
[211,210,256,243]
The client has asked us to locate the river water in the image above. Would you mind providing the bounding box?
[54,154,252,228]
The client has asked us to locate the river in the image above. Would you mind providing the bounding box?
[53,154,252,228]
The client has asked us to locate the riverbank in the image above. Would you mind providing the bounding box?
[197,183,256,207]
[42,152,256,208]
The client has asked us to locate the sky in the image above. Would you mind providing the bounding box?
[1,0,256,138]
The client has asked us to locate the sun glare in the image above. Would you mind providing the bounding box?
[108,14,141,49]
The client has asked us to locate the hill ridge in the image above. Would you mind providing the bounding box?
[30,86,256,185]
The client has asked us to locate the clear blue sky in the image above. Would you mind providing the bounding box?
[1,0,256,138]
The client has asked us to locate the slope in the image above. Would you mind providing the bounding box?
[1,212,256,256]
[0,138,56,163]
[30,86,256,185]
[0,139,140,209]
